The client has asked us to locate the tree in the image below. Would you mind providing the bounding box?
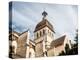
[59,29,78,56]
[59,44,70,56]
[59,51,65,56]
[65,44,70,55]
[72,29,78,54]
[74,29,78,46]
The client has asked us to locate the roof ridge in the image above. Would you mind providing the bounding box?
[54,35,66,41]
[20,30,28,36]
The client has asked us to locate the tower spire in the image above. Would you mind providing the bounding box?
[42,11,48,19]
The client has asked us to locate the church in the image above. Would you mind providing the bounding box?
[9,11,71,58]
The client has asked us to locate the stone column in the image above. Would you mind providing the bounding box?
[26,31,30,58]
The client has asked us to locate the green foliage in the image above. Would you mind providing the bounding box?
[59,51,65,56]
[59,29,78,56]
[65,44,70,55]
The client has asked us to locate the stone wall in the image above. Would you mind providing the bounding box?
[16,32,27,58]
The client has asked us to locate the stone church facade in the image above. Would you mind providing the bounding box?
[9,11,71,58]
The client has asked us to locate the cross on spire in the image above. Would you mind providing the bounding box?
[42,11,48,19]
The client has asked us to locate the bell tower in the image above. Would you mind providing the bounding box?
[34,11,55,57]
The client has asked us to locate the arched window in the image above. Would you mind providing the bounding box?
[38,32,40,37]
[37,33,39,38]
[43,30,45,35]
[40,31,42,37]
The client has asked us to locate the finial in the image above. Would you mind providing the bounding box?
[42,11,48,19]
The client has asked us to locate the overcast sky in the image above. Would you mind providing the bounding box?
[10,1,78,41]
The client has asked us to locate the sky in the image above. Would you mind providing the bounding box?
[9,1,78,41]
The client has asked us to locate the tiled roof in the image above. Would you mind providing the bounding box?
[34,19,54,32]
[50,35,66,48]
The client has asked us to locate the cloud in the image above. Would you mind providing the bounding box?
[10,2,78,40]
